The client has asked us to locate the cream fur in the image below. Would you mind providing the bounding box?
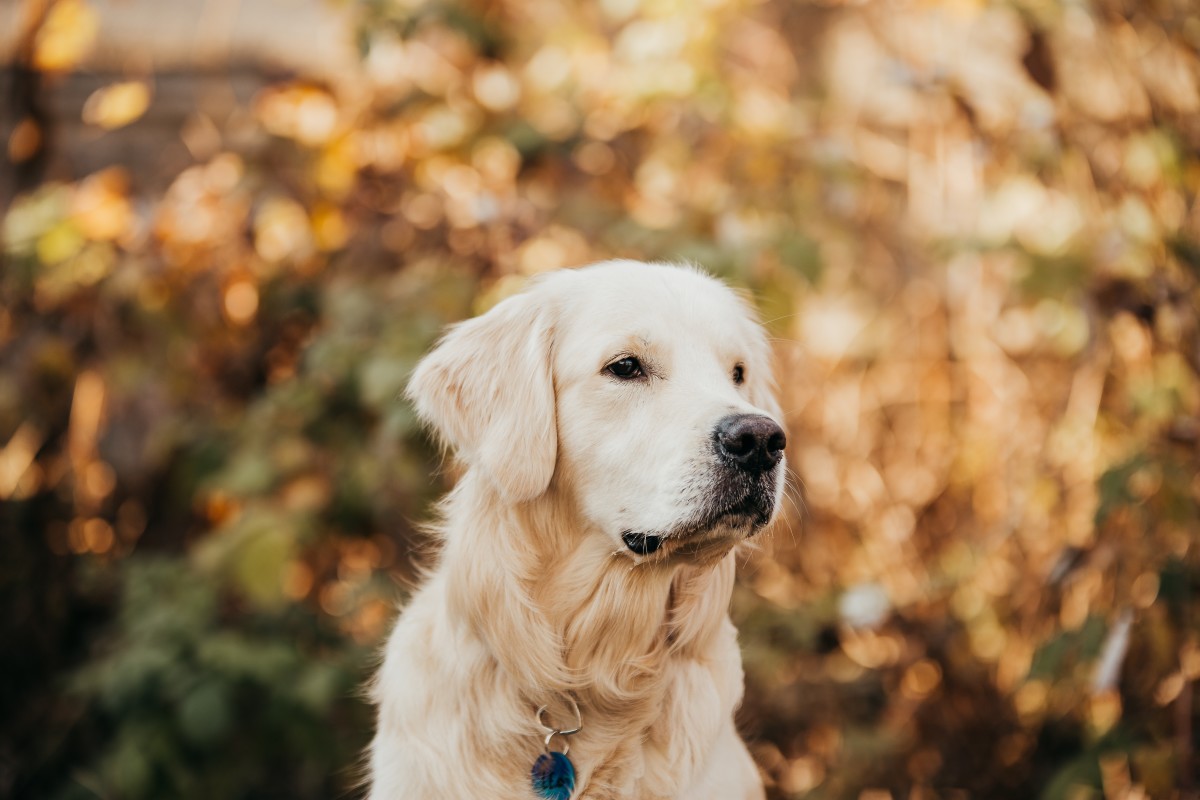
[368,260,784,800]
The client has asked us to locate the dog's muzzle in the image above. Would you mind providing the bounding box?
[621,416,785,557]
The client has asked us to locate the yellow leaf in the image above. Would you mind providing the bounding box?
[34,0,99,73]
[311,204,350,252]
[315,137,357,198]
[256,84,340,147]
[36,221,86,265]
[254,197,313,263]
[82,81,152,131]
[71,168,133,241]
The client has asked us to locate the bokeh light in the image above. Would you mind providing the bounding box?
[2,0,1199,798]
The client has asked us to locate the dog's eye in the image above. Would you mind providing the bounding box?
[732,364,745,385]
[607,357,644,380]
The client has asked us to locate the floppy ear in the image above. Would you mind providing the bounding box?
[407,290,557,502]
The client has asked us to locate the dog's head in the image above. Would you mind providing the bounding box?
[408,260,786,563]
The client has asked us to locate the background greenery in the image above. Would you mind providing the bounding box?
[2,0,1199,798]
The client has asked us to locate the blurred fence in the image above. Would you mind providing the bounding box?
[2,0,1199,798]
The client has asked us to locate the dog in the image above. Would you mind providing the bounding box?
[368,260,786,799]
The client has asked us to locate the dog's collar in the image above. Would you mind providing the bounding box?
[530,697,581,799]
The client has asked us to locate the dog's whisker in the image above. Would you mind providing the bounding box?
[760,312,800,327]
[784,466,808,515]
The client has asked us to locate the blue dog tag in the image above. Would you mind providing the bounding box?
[531,751,575,799]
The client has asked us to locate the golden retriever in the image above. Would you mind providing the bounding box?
[368,260,786,800]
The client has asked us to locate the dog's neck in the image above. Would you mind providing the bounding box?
[440,473,736,711]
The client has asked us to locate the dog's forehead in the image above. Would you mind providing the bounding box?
[549,262,753,354]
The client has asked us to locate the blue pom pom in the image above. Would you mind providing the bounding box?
[531,751,575,800]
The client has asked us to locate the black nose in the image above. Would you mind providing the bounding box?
[715,414,786,473]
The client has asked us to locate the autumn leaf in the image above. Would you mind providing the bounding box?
[82,81,152,131]
[33,0,99,73]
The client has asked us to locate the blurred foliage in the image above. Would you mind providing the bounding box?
[3,0,1200,798]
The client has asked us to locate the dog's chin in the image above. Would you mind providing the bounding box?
[620,496,776,566]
